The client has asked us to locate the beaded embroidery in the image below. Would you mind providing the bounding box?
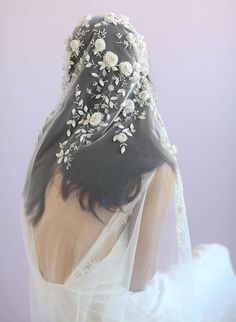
[54,13,152,169]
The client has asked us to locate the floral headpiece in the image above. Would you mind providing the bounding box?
[54,13,159,170]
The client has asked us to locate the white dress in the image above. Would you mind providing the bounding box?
[24,207,236,322]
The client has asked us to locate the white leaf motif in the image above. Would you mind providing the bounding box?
[75,90,81,97]
[67,120,76,127]
[118,89,126,96]
[124,129,133,137]
[56,151,63,158]
[121,146,126,153]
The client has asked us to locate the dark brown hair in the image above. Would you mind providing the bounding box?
[22,74,177,227]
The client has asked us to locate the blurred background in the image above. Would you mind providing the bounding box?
[1,0,236,321]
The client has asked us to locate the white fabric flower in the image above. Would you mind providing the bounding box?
[94,38,106,53]
[132,71,140,82]
[130,62,142,81]
[89,111,104,126]
[133,62,142,73]
[141,63,149,76]
[108,84,114,91]
[126,32,136,46]
[70,39,80,53]
[62,51,73,70]
[103,51,119,68]
[122,99,135,115]
[138,90,149,101]
[117,15,130,27]
[136,35,147,52]
[119,61,133,77]
[81,15,92,27]
[104,12,117,24]
[64,36,71,47]
[117,132,128,142]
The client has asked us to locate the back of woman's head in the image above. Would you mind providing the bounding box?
[22,13,177,226]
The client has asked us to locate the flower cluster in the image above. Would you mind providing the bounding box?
[56,13,156,169]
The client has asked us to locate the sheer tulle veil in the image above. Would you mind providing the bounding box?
[20,13,197,322]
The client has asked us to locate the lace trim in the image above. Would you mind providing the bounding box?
[66,211,130,285]
[148,83,191,262]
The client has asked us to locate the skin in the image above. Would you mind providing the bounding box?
[32,172,120,284]
[32,162,176,286]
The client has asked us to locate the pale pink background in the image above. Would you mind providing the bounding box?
[1,1,236,321]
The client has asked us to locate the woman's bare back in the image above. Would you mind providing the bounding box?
[32,171,117,283]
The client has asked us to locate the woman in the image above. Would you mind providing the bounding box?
[21,12,236,322]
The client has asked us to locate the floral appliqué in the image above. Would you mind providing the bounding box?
[56,13,153,169]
